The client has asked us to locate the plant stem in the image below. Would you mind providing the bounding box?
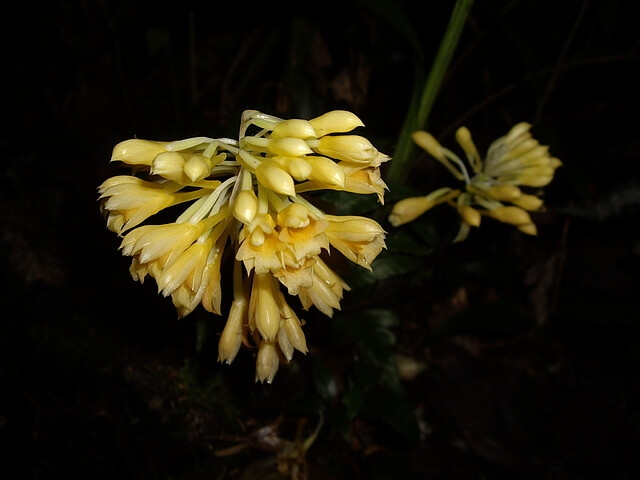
[386,0,475,185]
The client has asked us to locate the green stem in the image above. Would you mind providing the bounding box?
[386,0,475,185]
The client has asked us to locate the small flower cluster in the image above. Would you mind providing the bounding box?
[99,110,388,383]
[389,123,561,240]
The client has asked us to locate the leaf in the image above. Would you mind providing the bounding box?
[342,385,365,419]
[333,310,402,391]
[316,190,379,216]
[313,359,338,403]
[366,386,419,442]
[371,252,422,280]
[386,230,434,256]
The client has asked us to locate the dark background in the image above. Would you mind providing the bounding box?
[1,0,639,478]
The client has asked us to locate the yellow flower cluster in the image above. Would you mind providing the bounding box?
[389,123,561,241]
[99,110,388,383]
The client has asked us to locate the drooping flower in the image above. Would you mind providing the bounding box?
[389,123,561,240]
[99,110,388,382]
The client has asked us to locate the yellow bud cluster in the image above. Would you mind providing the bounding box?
[237,110,389,203]
[391,122,560,239]
[100,109,389,383]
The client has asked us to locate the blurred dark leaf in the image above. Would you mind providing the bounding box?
[371,251,421,280]
[341,385,365,419]
[386,229,434,256]
[334,309,403,393]
[313,358,338,403]
[317,190,380,216]
[366,386,419,443]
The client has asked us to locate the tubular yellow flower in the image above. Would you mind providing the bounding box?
[517,223,538,236]
[486,185,522,202]
[512,193,544,211]
[389,196,434,227]
[250,273,282,342]
[255,163,296,196]
[268,137,314,157]
[306,156,346,188]
[111,139,169,166]
[485,206,532,226]
[315,135,378,164]
[99,109,389,383]
[218,297,247,364]
[233,189,259,224]
[458,205,481,227]
[412,131,446,161]
[99,176,180,234]
[309,110,364,136]
[325,215,386,271]
[255,341,280,384]
[270,119,317,139]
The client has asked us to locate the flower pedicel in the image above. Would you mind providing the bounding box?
[99,110,389,383]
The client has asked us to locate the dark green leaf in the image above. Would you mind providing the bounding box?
[313,359,338,403]
[366,386,419,442]
[371,252,421,280]
[342,385,365,419]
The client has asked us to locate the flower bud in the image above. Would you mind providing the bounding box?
[455,127,480,161]
[486,206,531,225]
[388,196,433,227]
[517,223,538,236]
[277,203,311,228]
[316,135,378,164]
[514,175,553,187]
[233,189,259,224]
[256,163,296,196]
[286,157,313,181]
[309,110,364,136]
[218,299,247,364]
[151,151,186,181]
[486,184,522,201]
[458,205,481,227]
[255,341,279,384]
[282,316,308,354]
[271,119,317,139]
[550,157,563,169]
[111,139,168,166]
[307,156,346,187]
[268,137,313,157]
[504,122,532,145]
[412,131,445,161]
[254,274,281,341]
[277,327,294,362]
[511,193,543,211]
[326,215,385,242]
[183,154,212,182]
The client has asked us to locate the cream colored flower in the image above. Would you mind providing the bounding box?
[389,123,560,240]
[100,109,389,382]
